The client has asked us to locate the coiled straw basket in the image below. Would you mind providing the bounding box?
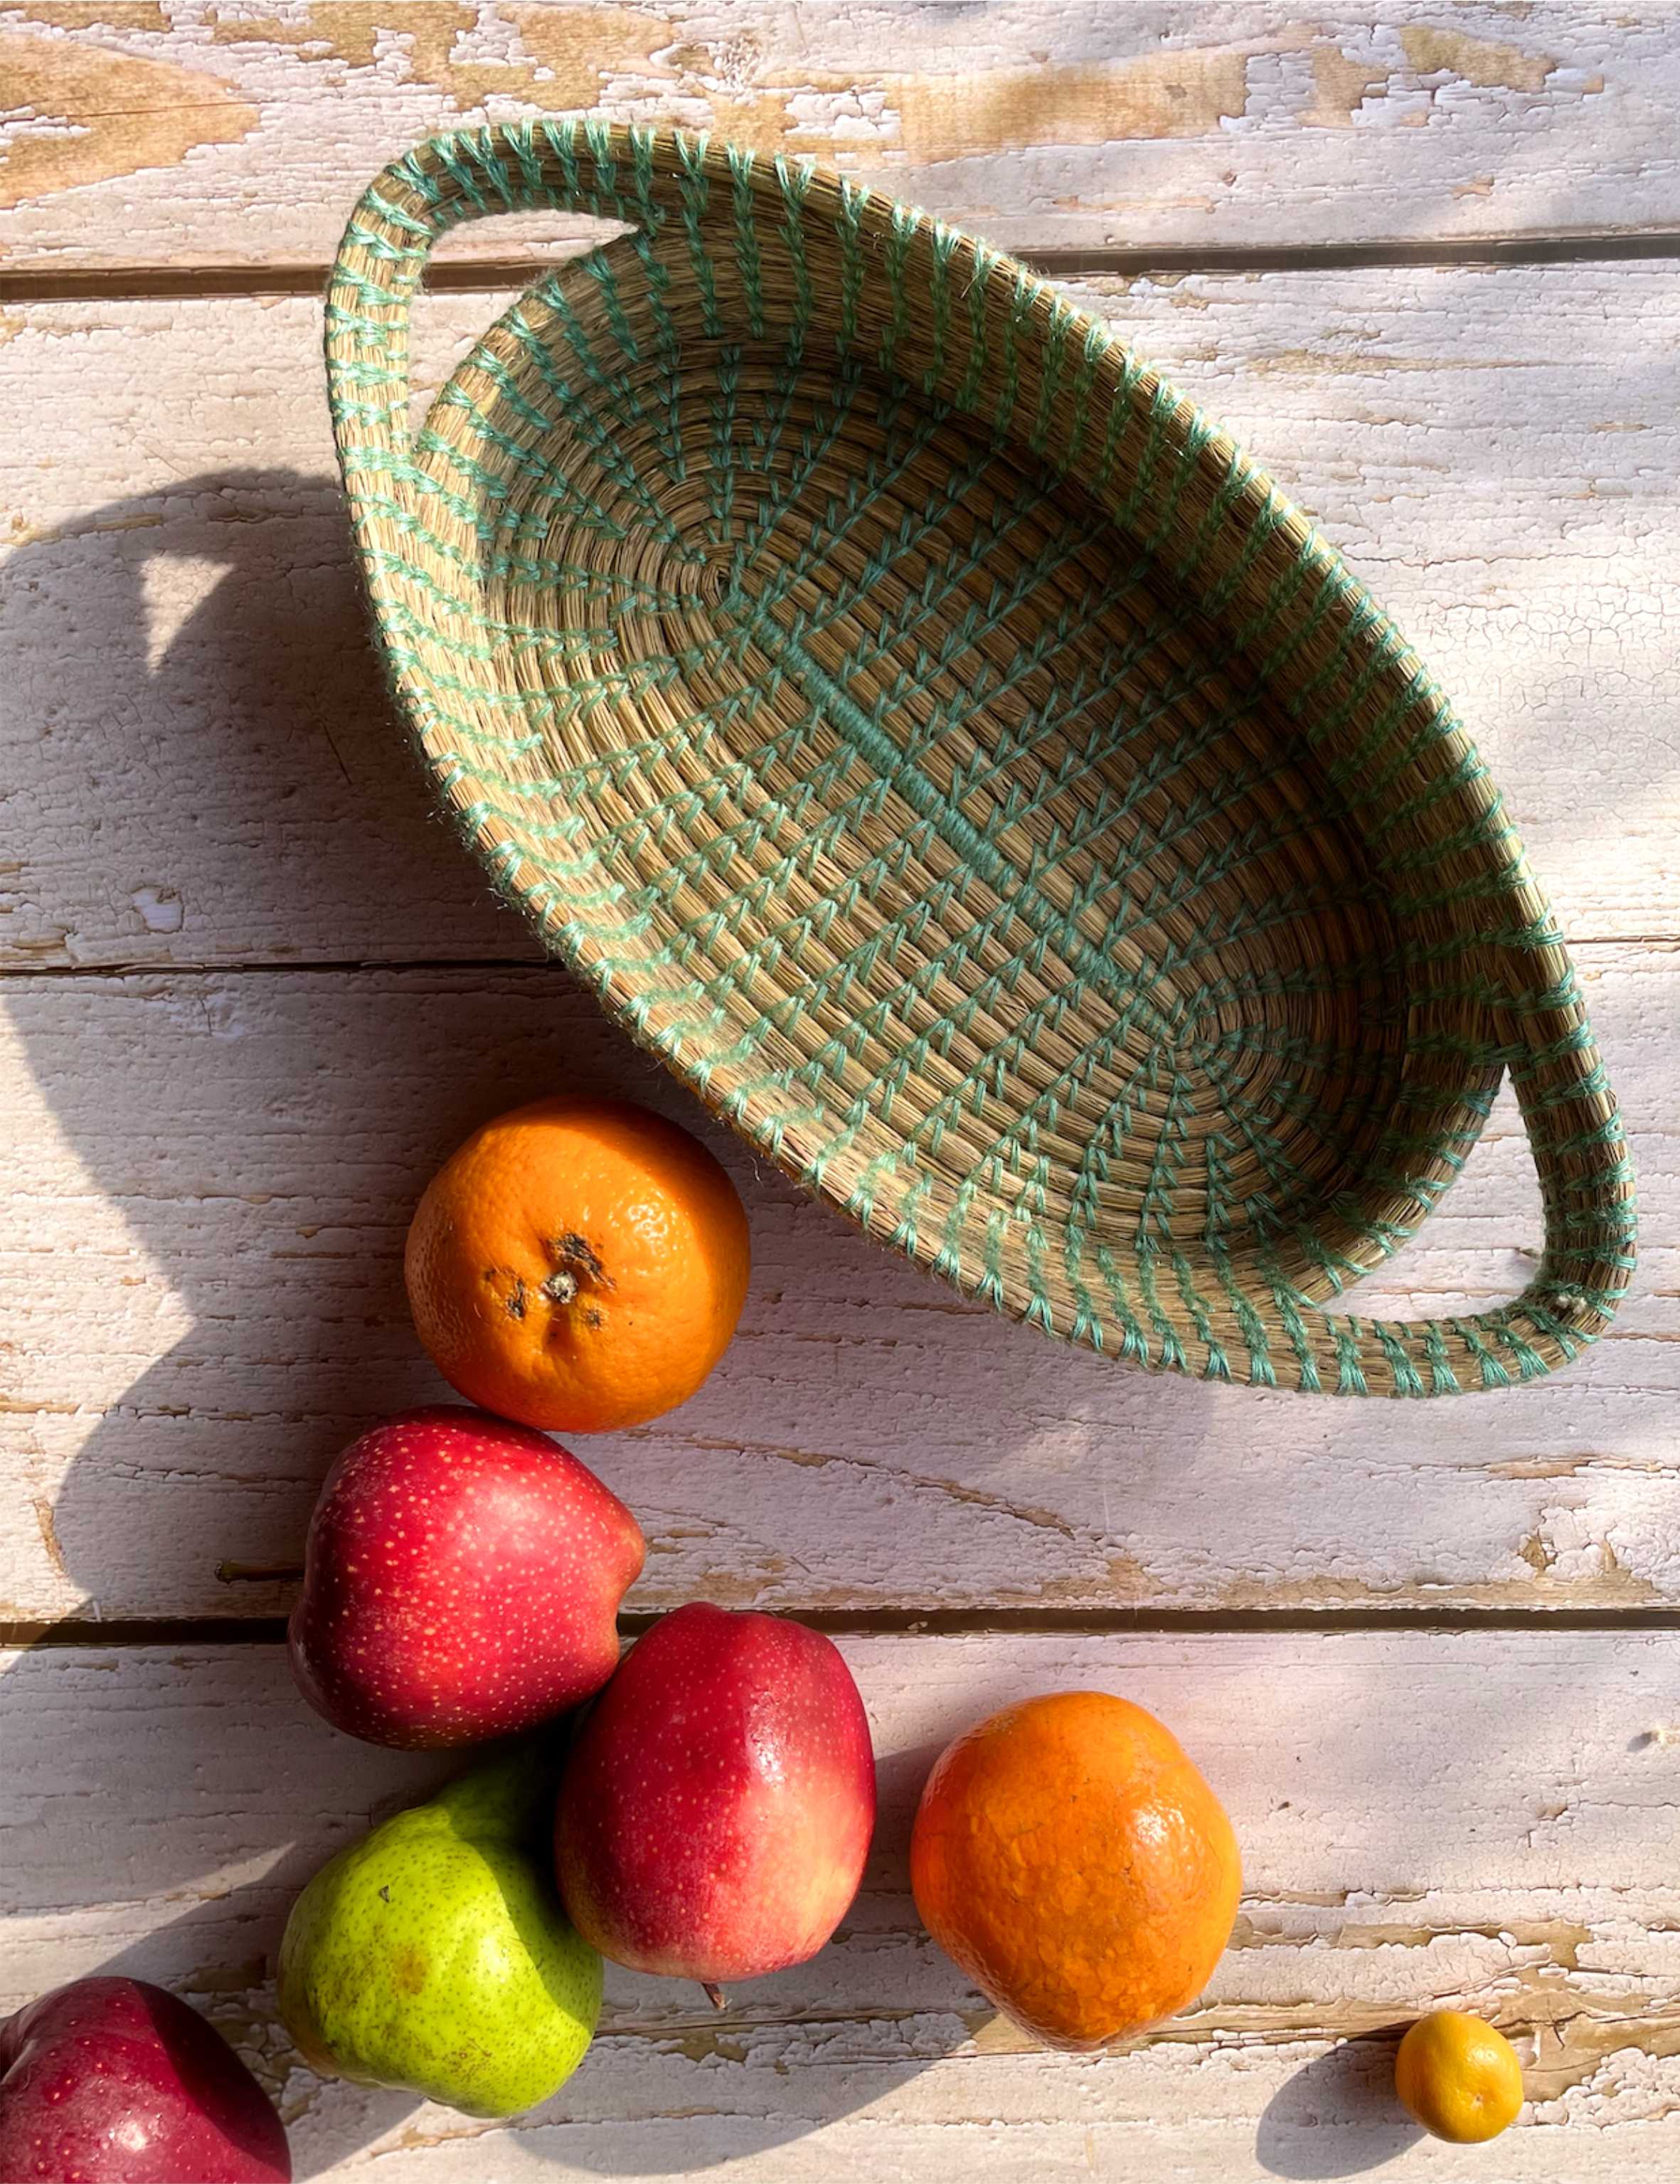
[327,121,1634,1398]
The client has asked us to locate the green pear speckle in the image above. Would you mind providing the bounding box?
[278,1747,600,2118]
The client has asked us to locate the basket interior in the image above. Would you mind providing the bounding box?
[383,201,1502,1357]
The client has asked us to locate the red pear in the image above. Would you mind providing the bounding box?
[555,1603,876,1984]
[289,1405,644,1748]
[0,1978,290,2184]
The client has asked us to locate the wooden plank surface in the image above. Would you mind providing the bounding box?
[7,1634,1680,2178]
[4,265,1679,975]
[6,14,1680,2179]
[1,943,1672,1625]
[0,1,1673,267]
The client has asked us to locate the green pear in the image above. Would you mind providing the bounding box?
[278,1746,600,2118]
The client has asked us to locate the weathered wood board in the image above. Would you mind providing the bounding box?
[6,9,1680,2177]
[1,943,1671,1625]
[0,1,1671,267]
[4,266,1679,975]
[6,1635,1680,2178]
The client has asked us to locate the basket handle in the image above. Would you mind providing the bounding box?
[1298,957,1634,1394]
[326,120,762,493]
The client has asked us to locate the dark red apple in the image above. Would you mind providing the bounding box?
[555,1603,876,1985]
[288,1405,644,1748]
[0,1978,289,2184]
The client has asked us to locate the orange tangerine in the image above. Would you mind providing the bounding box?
[910,1690,1240,2050]
[406,1097,750,1433]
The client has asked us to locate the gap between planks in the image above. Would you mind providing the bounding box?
[12,226,1680,306]
[14,1603,1680,1650]
[0,939,1672,980]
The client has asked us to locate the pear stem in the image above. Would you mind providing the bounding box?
[701,1982,727,2013]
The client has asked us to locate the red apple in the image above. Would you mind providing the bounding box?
[288,1405,644,1748]
[555,1603,876,1984]
[0,1978,290,2184]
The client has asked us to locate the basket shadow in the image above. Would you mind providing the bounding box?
[3,462,531,968]
[1,463,517,1617]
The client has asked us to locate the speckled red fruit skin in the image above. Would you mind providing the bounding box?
[555,1603,876,1982]
[0,1978,291,2184]
[288,1405,645,1749]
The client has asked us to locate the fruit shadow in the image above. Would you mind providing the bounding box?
[1253,2027,1426,2178]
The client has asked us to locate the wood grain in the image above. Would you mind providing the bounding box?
[0,27,257,213]
[6,1634,1679,2176]
[0,1,1662,267]
[4,13,1679,2180]
[0,943,1670,1624]
[4,266,1679,975]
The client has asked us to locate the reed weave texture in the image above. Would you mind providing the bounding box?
[326,120,1635,1397]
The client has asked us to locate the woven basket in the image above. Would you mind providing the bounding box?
[327,121,1634,1397]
